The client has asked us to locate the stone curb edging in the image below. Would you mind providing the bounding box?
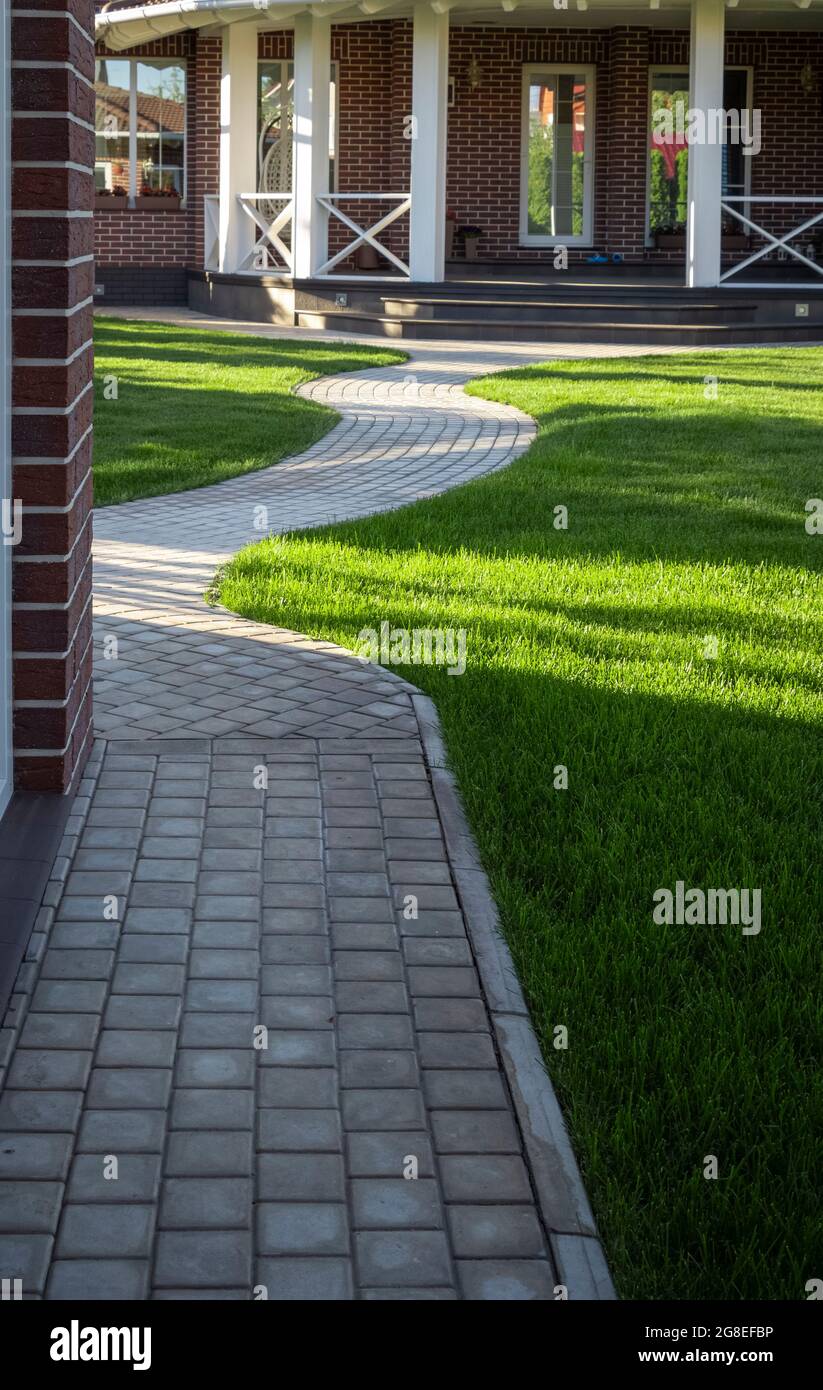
[411,690,618,1301]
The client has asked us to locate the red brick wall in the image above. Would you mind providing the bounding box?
[93,20,823,273]
[12,0,95,791]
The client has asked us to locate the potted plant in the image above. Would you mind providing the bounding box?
[459,223,483,260]
[720,212,749,251]
[134,181,182,211]
[445,207,457,259]
[355,241,380,270]
[94,184,128,209]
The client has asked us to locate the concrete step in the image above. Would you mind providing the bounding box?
[295,308,823,346]
[379,296,759,324]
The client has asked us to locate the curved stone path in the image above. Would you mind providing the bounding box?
[0,318,620,1302]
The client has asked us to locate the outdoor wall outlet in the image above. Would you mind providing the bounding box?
[795,303,810,318]
[94,284,104,295]
[335,293,348,308]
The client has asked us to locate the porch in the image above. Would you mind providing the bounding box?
[93,0,823,337]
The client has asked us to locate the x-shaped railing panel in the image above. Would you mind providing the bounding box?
[315,193,411,278]
[720,196,823,284]
[237,193,294,273]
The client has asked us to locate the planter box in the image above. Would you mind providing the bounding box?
[463,236,481,261]
[654,232,751,252]
[445,218,456,259]
[134,195,182,212]
[94,195,128,211]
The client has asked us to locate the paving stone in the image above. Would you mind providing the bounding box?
[257,1108,341,1152]
[257,1153,345,1202]
[333,951,402,982]
[186,980,257,1012]
[165,1131,253,1177]
[6,1049,92,1091]
[456,1259,555,1301]
[346,1132,435,1178]
[259,1067,337,1108]
[351,1178,442,1230]
[78,1109,166,1153]
[414,998,489,1031]
[66,1154,162,1204]
[337,1015,413,1050]
[154,1231,252,1288]
[260,964,331,995]
[170,1089,255,1131]
[256,1256,352,1301]
[431,1110,521,1155]
[342,1089,426,1132]
[104,995,182,1030]
[55,1204,155,1259]
[402,938,472,966]
[439,1154,532,1204]
[355,1230,451,1288]
[0,1181,63,1234]
[120,935,189,964]
[87,1068,172,1109]
[179,1013,255,1049]
[256,1202,348,1256]
[423,1069,509,1109]
[259,1030,336,1066]
[417,1032,497,1069]
[30,980,107,1014]
[176,1050,255,1088]
[262,936,329,965]
[47,1258,149,1301]
[0,1234,53,1294]
[112,963,186,995]
[160,1178,252,1229]
[0,1132,73,1180]
[0,1090,83,1132]
[340,1051,419,1089]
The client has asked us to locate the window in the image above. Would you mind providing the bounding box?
[647,68,753,242]
[521,67,595,246]
[257,59,337,195]
[95,58,186,203]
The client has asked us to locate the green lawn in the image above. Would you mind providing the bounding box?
[220,348,823,1301]
[92,317,404,505]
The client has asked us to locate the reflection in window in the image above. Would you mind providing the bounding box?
[527,74,587,239]
[94,58,186,202]
[648,69,752,238]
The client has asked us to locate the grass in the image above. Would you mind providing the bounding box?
[219,347,823,1301]
[92,317,405,506]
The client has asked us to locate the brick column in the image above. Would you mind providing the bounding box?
[11,0,95,791]
[606,26,650,260]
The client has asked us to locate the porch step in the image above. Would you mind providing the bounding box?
[380,296,760,325]
[294,308,823,346]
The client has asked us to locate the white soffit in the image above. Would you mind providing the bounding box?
[95,0,823,52]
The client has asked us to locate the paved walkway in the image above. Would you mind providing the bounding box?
[0,315,623,1301]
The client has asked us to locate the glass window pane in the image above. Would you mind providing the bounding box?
[136,61,185,195]
[527,74,587,238]
[95,58,130,194]
[649,72,689,233]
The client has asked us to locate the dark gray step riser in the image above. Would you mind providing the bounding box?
[380,302,760,325]
[296,312,823,346]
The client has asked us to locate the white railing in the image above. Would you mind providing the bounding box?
[204,194,219,270]
[314,193,411,278]
[720,196,823,287]
[237,192,294,274]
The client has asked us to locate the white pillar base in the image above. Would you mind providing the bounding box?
[409,6,449,284]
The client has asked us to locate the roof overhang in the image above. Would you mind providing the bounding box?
[95,0,823,53]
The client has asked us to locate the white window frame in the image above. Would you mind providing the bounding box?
[520,64,596,248]
[0,0,12,818]
[645,65,754,247]
[256,58,338,193]
[95,56,188,207]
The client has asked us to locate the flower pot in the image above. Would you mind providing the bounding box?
[355,242,379,270]
[445,218,456,259]
[463,235,481,261]
[134,195,182,211]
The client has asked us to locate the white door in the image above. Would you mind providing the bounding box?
[521,66,595,247]
[0,0,13,819]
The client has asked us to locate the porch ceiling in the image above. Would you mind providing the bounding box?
[95,0,823,53]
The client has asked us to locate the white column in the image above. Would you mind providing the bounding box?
[686,0,725,288]
[409,6,449,283]
[292,14,331,280]
[218,22,258,273]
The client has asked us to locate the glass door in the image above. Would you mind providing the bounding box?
[521,67,594,245]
